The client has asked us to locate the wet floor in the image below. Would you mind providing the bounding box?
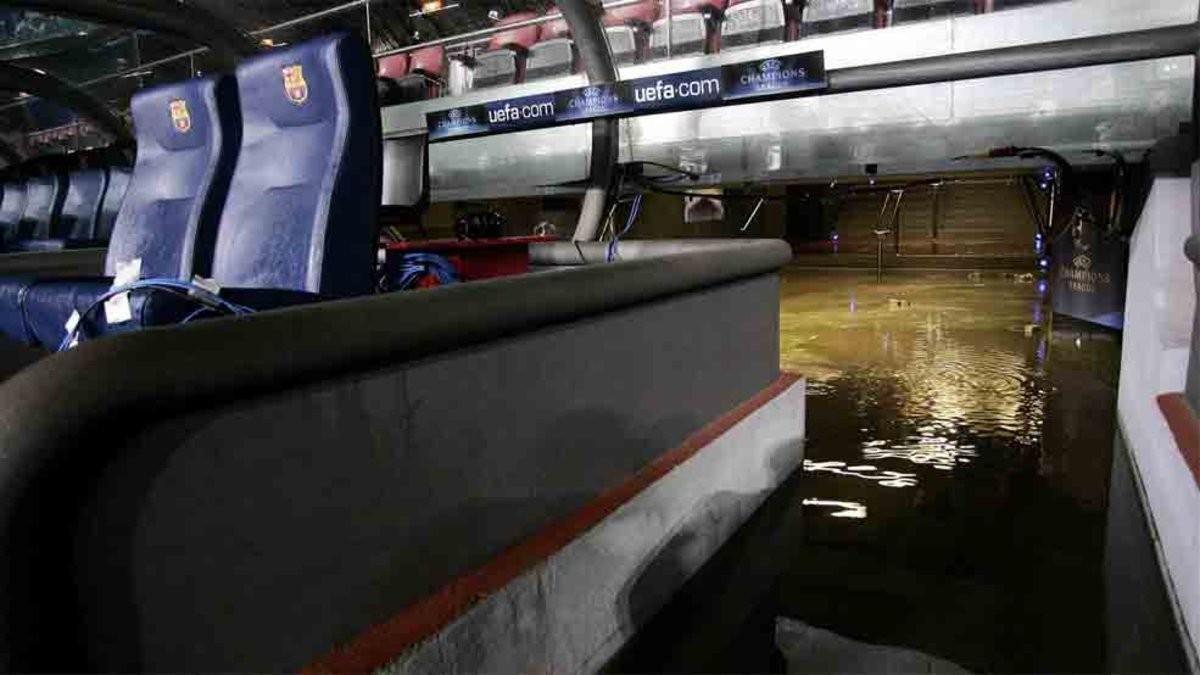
[607,268,1123,673]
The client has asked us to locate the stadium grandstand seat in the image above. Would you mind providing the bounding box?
[375,52,416,103]
[526,15,578,80]
[721,0,787,49]
[95,166,130,241]
[604,0,660,65]
[799,0,876,36]
[0,74,241,348]
[891,0,977,23]
[15,173,65,243]
[14,168,109,251]
[408,45,446,96]
[376,46,445,105]
[649,0,729,59]
[0,181,26,246]
[4,31,380,350]
[472,12,541,89]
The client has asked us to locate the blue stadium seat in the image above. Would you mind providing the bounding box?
[6,32,379,350]
[95,166,130,242]
[0,181,26,246]
[15,173,65,243]
[207,31,380,298]
[15,169,109,252]
[0,75,241,347]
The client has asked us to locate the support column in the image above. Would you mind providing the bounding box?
[558,0,619,242]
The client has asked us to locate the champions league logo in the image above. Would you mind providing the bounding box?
[739,57,807,87]
[568,85,619,112]
[443,107,475,129]
[1072,253,1092,271]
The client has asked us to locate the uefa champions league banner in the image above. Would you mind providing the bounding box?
[1050,223,1129,331]
[426,51,826,142]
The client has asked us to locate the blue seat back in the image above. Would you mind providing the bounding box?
[0,181,25,231]
[95,167,130,241]
[18,174,65,240]
[210,32,380,296]
[57,169,108,240]
[105,76,240,279]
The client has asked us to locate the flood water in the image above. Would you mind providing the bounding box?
[607,268,1123,673]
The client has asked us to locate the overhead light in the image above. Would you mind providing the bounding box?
[410,1,459,17]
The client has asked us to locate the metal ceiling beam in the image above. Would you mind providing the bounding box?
[4,0,259,66]
[0,62,132,145]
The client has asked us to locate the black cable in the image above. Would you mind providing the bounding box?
[634,177,786,202]
[621,160,701,180]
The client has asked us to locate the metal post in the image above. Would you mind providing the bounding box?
[1188,9,1200,410]
[665,0,672,59]
[930,183,941,254]
[1187,15,1200,408]
[364,0,372,50]
[559,0,620,243]
[874,229,890,282]
[892,189,905,253]
[1046,179,1057,239]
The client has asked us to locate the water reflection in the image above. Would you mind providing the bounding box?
[803,460,918,488]
[801,499,868,519]
[610,269,1121,674]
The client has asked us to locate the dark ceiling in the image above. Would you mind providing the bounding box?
[0,1,563,154]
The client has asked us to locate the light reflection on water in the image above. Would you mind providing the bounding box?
[781,270,1056,516]
[803,459,919,487]
[609,268,1121,674]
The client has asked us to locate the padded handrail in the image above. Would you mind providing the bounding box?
[0,239,789,668]
[0,241,788,438]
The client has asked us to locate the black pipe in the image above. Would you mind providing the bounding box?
[828,23,1199,94]
[0,62,131,145]
[4,0,258,67]
[557,0,620,242]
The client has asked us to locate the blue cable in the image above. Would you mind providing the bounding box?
[607,193,642,262]
[59,277,257,352]
[391,252,459,290]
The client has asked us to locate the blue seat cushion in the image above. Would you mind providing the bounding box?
[11,279,323,350]
[0,276,39,345]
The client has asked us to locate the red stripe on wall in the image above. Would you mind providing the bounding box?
[304,372,803,673]
[1156,393,1200,490]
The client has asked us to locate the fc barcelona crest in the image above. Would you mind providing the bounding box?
[282,64,308,105]
[168,99,191,133]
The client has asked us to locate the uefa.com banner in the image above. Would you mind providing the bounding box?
[426,51,826,142]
